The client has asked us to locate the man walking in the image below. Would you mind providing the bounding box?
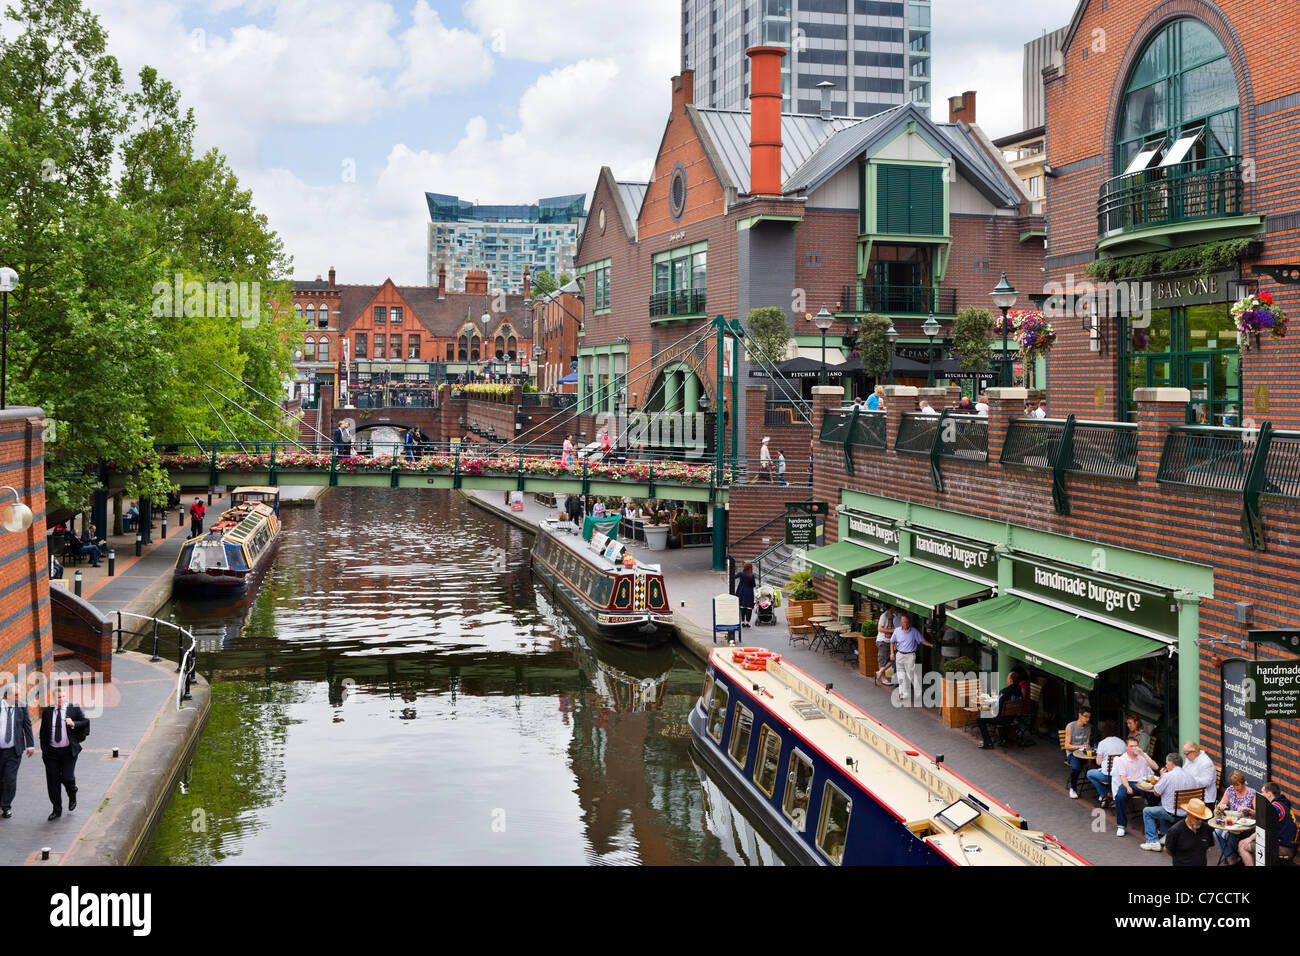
[0,686,35,818]
[890,612,931,707]
[759,437,772,482]
[189,498,206,539]
[40,687,89,821]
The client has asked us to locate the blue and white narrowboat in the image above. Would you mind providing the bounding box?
[173,487,281,596]
[689,647,1089,866]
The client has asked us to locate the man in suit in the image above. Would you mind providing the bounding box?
[40,687,89,821]
[0,685,35,818]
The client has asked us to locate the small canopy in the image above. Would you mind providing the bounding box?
[851,561,989,618]
[945,595,1169,690]
[557,371,578,385]
[802,540,891,579]
[778,356,863,379]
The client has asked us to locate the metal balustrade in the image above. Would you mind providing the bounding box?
[1002,418,1138,479]
[648,289,707,318]
[1098,155,1243,237]
[1156,426,1247,492]
[845,284,958,314]
[819,409,887,448]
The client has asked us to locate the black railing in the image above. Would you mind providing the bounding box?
[819,409,887,448]
[1263,431,1300,498]
[1098,155,1243,236]
[765,399,812,428]
[849,284,958,314]
[112,611,198,708]
[1156,426,1248,492]
[895,413,939,456]
[1002,418,1138,479]
[894,413,987,461]
[649,288,707,318]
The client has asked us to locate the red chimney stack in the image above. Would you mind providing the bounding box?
[746,46,786,196]
[437,262,446,298]
[947,91,977,125]
[328,266,336,289]
[523,264,531,298]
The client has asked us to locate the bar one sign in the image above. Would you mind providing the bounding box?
[846,511,898,554]
[1011,559,1179,640]
[909,530,997,585]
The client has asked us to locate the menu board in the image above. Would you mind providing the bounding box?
[1221,659,1269,791]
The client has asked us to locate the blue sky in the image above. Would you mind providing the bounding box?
[84,0,1081,284]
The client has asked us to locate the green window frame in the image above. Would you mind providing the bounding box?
[652,242,707,294]
[584,258,612,313]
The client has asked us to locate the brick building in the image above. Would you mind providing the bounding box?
[572,48,1044,461]
[0,408,52,695]
[1041,0,1300,426]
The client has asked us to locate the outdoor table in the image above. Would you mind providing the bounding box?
[1207,816,1255,865]
[1135,778,1159,792]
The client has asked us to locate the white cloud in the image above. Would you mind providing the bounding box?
[395,1,495,100]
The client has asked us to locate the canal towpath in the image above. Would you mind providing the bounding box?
[463,488,1165,867]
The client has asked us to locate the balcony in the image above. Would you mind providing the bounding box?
[649,289,707,320]
[845,284,957,315]
[1097,156,1261,253]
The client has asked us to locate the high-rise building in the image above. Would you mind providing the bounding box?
[425,193,587,294]
[680,0,931,118]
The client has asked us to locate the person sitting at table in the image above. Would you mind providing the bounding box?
[1084,721,1127,806]
[1238,780,1296,867]
[1111,736,1160,838]
[1125,713,1151,756]
[1139,752,1195,850]
[1063,707,1092,799]
[79,524,102,568]
[1181,741,1218,804]
[976,670,1025,749]
[1164,798,1214,866]
[1212,770,1257,865]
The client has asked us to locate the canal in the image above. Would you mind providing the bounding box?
[139,488,790,865]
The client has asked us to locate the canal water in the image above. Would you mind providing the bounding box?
[139,488,789,865]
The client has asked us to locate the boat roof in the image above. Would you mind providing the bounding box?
[709,649,1087,867]
[232,486,280,496]
[540,518,661,575]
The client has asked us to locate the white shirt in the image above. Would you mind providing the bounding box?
[918,405,938,416]
[1153,765,1194,815]
[760,444,772,466]
[1112,751,1152,793]
[1094,736,1126,773]
[974,402,989,416]
[1031,407,1047,419]
[49,706,69,748]
[1185,751,1217,804]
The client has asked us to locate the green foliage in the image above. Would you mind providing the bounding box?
[941,656,978,675]
[0,0,297,510]
[744,307,792,367]
[786,569,817,601]
[1084,238,1257,282]
[855,313,892,379]
[952,307,995,371]
[529,269,572,299]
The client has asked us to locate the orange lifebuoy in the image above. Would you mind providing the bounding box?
[743,657,767,671]
[732,646,764,662]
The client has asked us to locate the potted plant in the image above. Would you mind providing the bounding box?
[644,513,669,552]
[856,620,877,679]
[785,570,819,624]
[940,656,979,727]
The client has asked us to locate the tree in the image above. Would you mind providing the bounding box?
[530,269,572,299]
[854,314,892,381]
[745,307,791,366]
[952,307,996,371]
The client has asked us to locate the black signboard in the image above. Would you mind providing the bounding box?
[909,529,998,585]
[844,510,899,555]
[1009,558,1179,640]
[1246,659,1300,720]
[1222,659,1269,790]
[785,515,818,547]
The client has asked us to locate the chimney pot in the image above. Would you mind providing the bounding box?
[328,266,336,289]
[746,46,787,197]
[672,70,695,113]
[816,80,834,121]
[947,90,977,125]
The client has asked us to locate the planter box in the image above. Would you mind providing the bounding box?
[644,525,669,551]
[857,634,876,677]
[787,598,818,624]
[941,677,980,728]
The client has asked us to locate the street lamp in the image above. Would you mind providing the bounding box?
[0,267,17,410]
[922,313,941,388]
[884,319,899,387]
[814,307,835,386]
[989,273,1018,387]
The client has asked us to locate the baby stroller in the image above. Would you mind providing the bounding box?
[754,586,778,625]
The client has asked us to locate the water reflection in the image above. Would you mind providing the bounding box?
[139,489,756,865]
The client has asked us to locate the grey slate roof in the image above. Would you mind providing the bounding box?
[614,181,648,224]
[692,108,866,194]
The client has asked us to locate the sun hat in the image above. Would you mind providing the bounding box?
[1184,797,1213,821]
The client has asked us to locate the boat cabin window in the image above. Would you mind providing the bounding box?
[706,683,728,743]
[702,674,714,713]
[727,703,753,768]
[753,725,783,797]
[816,782,852,866]
[782,750,815,832]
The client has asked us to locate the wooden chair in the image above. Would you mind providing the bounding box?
[787,605,815,647]
[1174,786,1207,813]
[996,699,1032,747]
[836,603,854,621]
[812,602,834,619]
[1147,735,1159,759]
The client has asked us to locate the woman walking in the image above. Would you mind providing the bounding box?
[562,436,575,468]
[733,562,756,628]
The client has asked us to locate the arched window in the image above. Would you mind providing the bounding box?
[294,304,303,323]
[1116,18,1237,174]
[305,305,316,327]
[458,335,469,361]
[507,336,518,360]
[303,337,315,362]
[470,336,481,362]
[445,342,454,362]
[495,337,505,360]
[318,337,329,362]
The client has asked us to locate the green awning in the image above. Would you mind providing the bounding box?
[851,561,989,618]
[946,595,1168,691]
[802,541,892,579]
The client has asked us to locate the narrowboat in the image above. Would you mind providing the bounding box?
[173,487,281,596]
[689,647,1089,866]
[530,516,674,645]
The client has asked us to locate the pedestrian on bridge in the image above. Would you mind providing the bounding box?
[189,499,206,539]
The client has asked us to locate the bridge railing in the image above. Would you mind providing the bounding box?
[111,611,197,709]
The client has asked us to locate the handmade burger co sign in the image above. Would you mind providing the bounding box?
[908,530,997,585]
[1010,558,1179,641]
[845,511,899,556]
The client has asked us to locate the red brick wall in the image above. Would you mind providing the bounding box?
[0,408,52,699]
[726,484,817,565]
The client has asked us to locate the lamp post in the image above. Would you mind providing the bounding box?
[922,313,941,388]
[884,320,899,387]
[814,307,834,386]
[989,273,1019,387]
[0,267,17,410]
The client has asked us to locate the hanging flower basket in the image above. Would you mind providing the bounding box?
[1232,292,1287,350]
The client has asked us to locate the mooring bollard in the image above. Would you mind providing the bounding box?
[112,747,119,759]
[160,514,166,540]
[73,570,82,598]
[107,548,116,577]
[40,847,50,862]
[135,533,142,557]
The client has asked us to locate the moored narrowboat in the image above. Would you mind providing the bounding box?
[173,487,282,596]
[531,516,674,645]
[689,647,1089,866]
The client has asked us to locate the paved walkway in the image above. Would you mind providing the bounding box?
[0,652,199,865]
[465,489,1167,867]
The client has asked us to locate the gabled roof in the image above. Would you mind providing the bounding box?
[779,104,908,194]
[614,181,648,226]
[330,283,532,338]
